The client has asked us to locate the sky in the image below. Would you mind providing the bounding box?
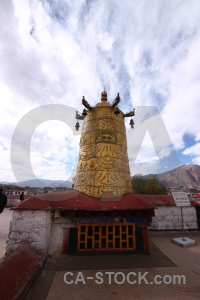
[0,0,200,183]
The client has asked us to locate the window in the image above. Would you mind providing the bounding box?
[78,223,136,252]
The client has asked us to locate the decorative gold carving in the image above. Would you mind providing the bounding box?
[79,145,95,159]
[74,92,133,198]
[95,108,112,119]
[112,159,129,172]
[97,119,115,130]
[82,120,96,133]
[96,144,119,158]
[117,132,126,147]
[124,108,135,117]
[96,131,116,144]
[82,96,92,110]
[80,132,95,145]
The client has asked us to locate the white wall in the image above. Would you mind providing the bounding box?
[6,210,52,257]
[150,206,198,230]
[48,223,63,256]
[5,206,199,259]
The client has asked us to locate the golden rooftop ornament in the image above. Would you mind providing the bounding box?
[74,91,135,198]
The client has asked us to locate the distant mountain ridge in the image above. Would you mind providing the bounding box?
[1,164,200,189]
[144,164,200,188]
[0,179,72,188]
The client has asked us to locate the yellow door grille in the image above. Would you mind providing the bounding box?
[78,223,136,252]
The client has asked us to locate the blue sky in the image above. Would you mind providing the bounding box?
[0,0,200,182]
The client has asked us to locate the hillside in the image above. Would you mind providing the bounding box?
[0,179,72,188]
[145,164,200,188]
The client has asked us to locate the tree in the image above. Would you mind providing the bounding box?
[132,174,167,195]
[0,184,20,191]
[131,174,146,194]
[144,177,167,194]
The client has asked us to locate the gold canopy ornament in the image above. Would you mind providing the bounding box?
[74,91,135,198]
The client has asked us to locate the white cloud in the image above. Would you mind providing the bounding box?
[0,0,200,182]
[183,143,200,164]
[134,131,160,164]
[30,120,80,180]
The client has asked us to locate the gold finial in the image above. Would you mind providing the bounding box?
[101,91,107,101]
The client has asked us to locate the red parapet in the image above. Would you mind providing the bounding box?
[15,190,155,211]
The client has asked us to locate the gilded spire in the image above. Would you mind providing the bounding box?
[74,91,133,198]
[101,91,107,101]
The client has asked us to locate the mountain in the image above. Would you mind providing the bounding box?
[144,164,200,188]
[2,164,200,189]
[0,179,73,188]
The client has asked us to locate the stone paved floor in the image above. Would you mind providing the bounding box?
[25,233,200,300]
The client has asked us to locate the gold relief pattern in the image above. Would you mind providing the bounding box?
[75,183,132,198]
[74,172,87,185]
[96,144,119,158]
[97,119,115,130]
[77,160,96,171]
[94,171,122,187]
[82,120,97,133]
[74,94,133,198]
[96,108,112,119]
[117,132,127,147]
[79,144,96,159]
[84,110,94,120]
[112,159,129,172]
[112,122,126,135]
[78,158,98,171]
[99,157,114,170]
[96,130,116,144]
[77,160,86,170]
[80,132,95,145]
[87,159,98,170]
[83,108,97,122]
[75,171,95,186]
